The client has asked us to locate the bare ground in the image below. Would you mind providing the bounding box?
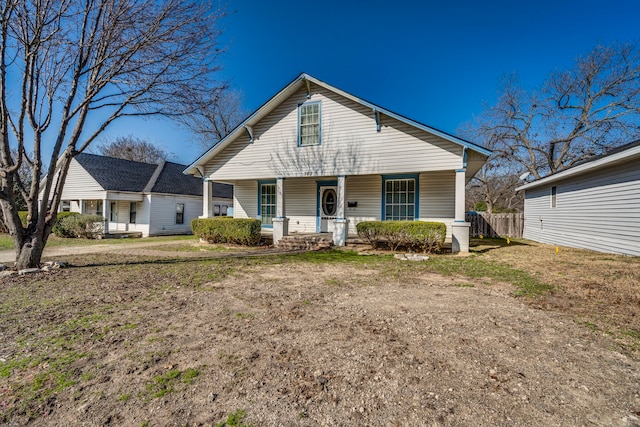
[0,241,639,426]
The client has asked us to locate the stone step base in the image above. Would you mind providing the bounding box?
[277,235,333,251]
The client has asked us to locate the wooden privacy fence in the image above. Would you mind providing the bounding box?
[465,212,524,238]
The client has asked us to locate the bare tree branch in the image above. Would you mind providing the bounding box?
[0,0,228,268]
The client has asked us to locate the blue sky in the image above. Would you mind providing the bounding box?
[103,0,640,164]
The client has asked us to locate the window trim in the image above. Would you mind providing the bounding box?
[176,203,184,224]
[550,185,557,208]
[129,202,137,224]
[297,101,322,147]
[257,180,276,228]
[381,174,420,221]
[110,201,117,222]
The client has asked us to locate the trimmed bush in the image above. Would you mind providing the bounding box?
[56,214,104,239]
[356,220,446,253]
[191,217,261,246]
[52,212,81,237]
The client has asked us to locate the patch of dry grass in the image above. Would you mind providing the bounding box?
[470,238,640,353]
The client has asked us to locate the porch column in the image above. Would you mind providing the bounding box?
[451,168,470,253]
[200,180,212,218]
[103,198,109,234]
[272,177,289,245]
[333,175,348,246]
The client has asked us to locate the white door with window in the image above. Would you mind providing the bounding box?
[318,186,337,233]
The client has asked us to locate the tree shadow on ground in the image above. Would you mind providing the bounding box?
[470,237,533,254]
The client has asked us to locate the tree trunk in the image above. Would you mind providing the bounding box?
[14,232,46,270]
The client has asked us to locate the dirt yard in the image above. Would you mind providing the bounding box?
[0,240,639,426]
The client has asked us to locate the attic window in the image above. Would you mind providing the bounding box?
[298,102,321,146]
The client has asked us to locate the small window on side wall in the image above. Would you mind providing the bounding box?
[176,203,184,224]
[550,186,557,208]
[129,202,137,223]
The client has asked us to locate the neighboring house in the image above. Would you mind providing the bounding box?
[516,141,640,256]
[43,153,233,237]
[184,73,491,252]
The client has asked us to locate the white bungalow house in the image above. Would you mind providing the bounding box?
[43,153,233,237]
[516,141,640,256]
[184,73,491,252]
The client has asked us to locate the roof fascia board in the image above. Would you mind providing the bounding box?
[516,144,640,191]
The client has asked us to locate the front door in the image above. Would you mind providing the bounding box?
[318,185,337,232]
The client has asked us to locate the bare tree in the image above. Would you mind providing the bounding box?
[97,135,171,164]
[477,42,640,180]
[459,124,524,213]
[179,88,248,151]
[0,0,227,269]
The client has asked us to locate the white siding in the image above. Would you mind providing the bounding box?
[233,181,257,219]
[522,158,640,256]
[420,171,455,240]
[108,200,150,236]
[148,194,202,236]
[204,84,463,181]
[232,173,457,238]
[283,178,317,233]
[345,175,381,234]
[59,160,104,199]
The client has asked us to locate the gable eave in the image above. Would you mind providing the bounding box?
[184,72,491,176]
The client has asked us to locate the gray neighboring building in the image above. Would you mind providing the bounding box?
[516,141,640,256]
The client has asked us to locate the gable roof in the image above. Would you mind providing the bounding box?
[516,140,640,192]
[76,153,203,196]
[184,73,491,176]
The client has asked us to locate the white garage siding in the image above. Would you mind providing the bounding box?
[148,194,202,236]
[522,157,640,256]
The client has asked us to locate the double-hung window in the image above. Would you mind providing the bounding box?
[258,181,276,227]
[176,203,184,224]
[110,202,117,222]
[129,202,137,224]
[383,176,418,221]
[298,102,321,146]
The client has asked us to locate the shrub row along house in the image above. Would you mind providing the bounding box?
[517,141,640,257]
[184,73,492,252]
[42,153,232,237]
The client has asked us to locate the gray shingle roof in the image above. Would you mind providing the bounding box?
[74,153,231,198]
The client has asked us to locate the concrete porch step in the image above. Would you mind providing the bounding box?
[277,234,333,251]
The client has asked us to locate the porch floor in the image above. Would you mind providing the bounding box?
[100,231,143,239]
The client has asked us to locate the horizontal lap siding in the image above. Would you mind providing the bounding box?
[345,175,382,234]
[233,181,257,219]
[523,159,640,256]
[284,178,317,233]
[109,200,149,236]
[420,171,455,239]
[148,195,201,236]
[205,84,462,181]
[58,160,104,199]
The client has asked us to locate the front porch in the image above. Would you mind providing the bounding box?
[250,171,469,253]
